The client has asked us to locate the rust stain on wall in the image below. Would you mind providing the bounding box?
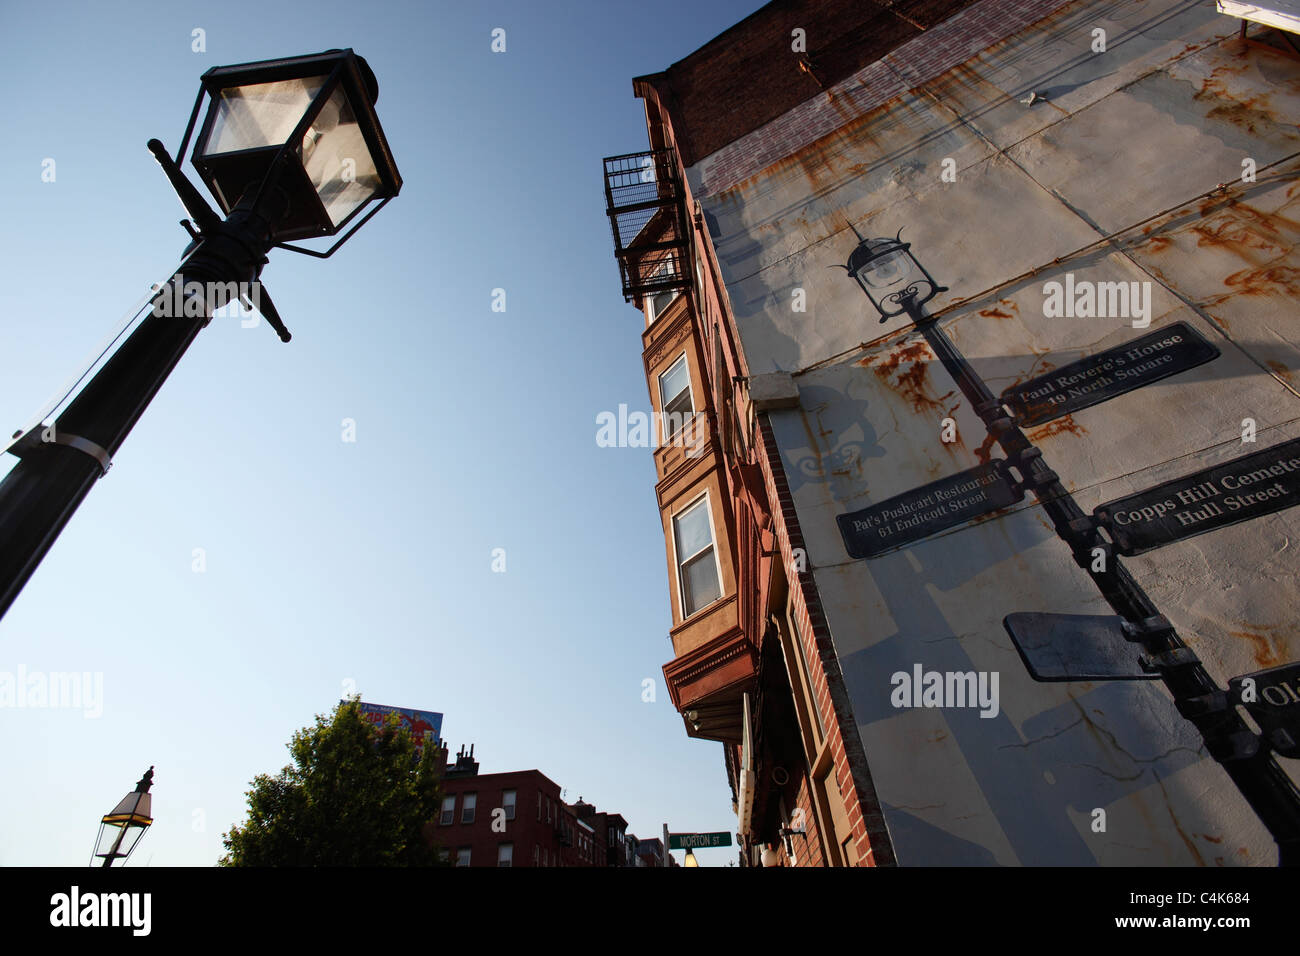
[860,341,956,416]
[1266,360,1294,384]
[1223,263,1300,298]
[1142,234,1175,254]
[978,298,1019,321]
[1028,414,1086,442]
[1230,626,1285,669]
[1193,60,1288,136]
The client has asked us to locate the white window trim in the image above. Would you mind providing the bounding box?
[670,490,726,621]
[657,351,696,442]
[646,258,682,324]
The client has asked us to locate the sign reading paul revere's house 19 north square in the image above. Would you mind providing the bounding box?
[1096,436,1300,556]
[838,461,1024,559]
[1000,322,1220,427]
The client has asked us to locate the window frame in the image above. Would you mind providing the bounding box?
[461,792,477,824]
[503,789,516,822]
[670,490,725,620]
[646,258,681,323]
[439,794,456,826]
[657,351,696,442]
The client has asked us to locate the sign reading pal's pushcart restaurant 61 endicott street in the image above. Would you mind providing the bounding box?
[1095,436,1300,556]
[1000,322,1220,427]
[838,461,1024,559]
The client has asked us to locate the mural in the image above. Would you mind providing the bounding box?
[691,0,1300,863]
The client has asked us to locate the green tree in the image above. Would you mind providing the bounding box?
[220,697,449,866]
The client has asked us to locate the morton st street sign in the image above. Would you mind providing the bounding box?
[668,832,733,850]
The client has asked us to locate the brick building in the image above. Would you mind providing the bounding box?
[435,746,645,867]
[604,0,1300,866]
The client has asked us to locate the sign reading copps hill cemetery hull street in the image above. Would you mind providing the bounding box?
[1095,436,1300,556]
[1000,322,1220,427]
[838,461,1024,559]
[1230,662,1300,758]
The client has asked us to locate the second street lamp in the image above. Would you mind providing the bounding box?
[0,49,402,621]
[92,767,154,868]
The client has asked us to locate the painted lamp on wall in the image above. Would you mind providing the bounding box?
[835,224,1300,865]
[93,768,154,867]
[840,228,946,323]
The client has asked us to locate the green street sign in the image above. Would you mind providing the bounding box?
[669,831,732,849]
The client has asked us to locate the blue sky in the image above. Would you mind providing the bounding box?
[0,0,763,867]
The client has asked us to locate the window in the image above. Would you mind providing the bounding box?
[647,258,680,323]
[462,792,477,824]
[440,795,455,826]
[498,843,513,867]
[673,494,722,617]
[503,789,516,822]
[658,353,695,440]
[456,848,471,867]
[537,792,542,821]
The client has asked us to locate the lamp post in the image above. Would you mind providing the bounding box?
[839,228,1300,865]
[93,767,154,867]
[0,49,402,621]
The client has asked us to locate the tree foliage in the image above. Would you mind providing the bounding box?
[220,697,448,866]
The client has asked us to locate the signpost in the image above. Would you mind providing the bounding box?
[1004,613,1160,681]
[668,831,732,850]
[1095,435,1300,555]
[837,461,1024,558]
[1000,322,1219,427]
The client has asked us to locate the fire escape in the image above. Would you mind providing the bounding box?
[602,148,692,303]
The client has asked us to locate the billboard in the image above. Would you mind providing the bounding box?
[353,701,443,750]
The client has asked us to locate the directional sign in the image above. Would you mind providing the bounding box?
[1001,322,1219,427]
[668,832,732,850]
[838,461,1024,559]
[1230,662,1300,758]
[1095,435,1300,555]
[1003,613,1157,682]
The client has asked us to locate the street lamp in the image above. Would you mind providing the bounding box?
[0,49,402,621]
[840,229,945,323]
[683,848,699,867]
[837,227,1300,864]
[185,49,401,249]
[93,767,154,867]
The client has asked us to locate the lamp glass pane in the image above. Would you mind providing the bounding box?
[118,825,147,857]
[300,84,381,225]
[205,77,328,155]
[857,249,909,288]
[95,821,126,857]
